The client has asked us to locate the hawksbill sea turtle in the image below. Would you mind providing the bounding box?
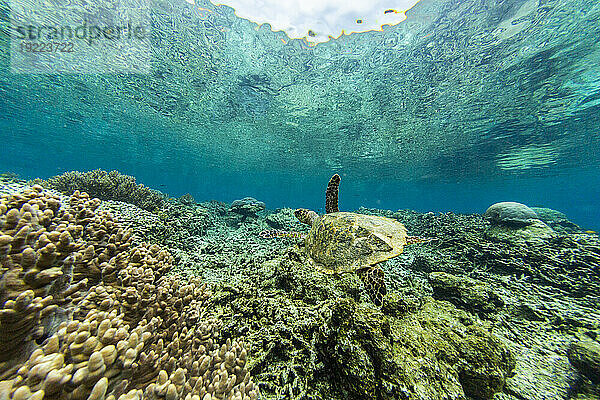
[294,174,434,306]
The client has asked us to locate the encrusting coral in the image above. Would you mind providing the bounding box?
[31,170,166,213]
[0,186,259,400]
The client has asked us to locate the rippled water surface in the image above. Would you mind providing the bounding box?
[1,0,599,227]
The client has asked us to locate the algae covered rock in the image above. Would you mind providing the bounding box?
[210,248,515,400]
[484,202,538,227]
[315,297,514,400]
[428,271,504,315]
[569,339,600,383]
[484,219,555,245]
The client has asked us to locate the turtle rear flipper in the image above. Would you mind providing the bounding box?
[357,265,387,306]
[325,174,340,213]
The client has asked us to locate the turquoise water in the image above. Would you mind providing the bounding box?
[1,0,600,228]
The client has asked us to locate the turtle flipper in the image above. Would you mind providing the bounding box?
[294,208,319,226]
[357,266,387,306]
[325,174,341,213]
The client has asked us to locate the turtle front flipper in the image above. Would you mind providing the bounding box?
[325,174,341,213]
[357,265,387,306]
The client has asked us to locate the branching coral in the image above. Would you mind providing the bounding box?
[31,170,166,213]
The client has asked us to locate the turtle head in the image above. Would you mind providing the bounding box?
[294,208,319,226]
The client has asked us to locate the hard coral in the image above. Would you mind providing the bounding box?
[484,202,538,227]
[229,198,265,221]
[0,186,259,400]
[32,170,166,213]
[0,185,93,371]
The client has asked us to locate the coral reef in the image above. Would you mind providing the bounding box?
[0,185,97,371]
[229,198,265,221]
[206,248,515,399]
[0,186,259,400]
[123,201,597,400]
[484,219,556,245]
[178,194,196,206]
[411,212,600,297]
[428,271,504,315]
[483,202,556,245]
[96,200,212,253]
[4,179,597,400]
[199,202,229,218]
[393,210,600,400]
[264,209,298,230]
[531,207,582,234]
[31,170,166,213]
[0,172,21,183]
[316,296,514,400]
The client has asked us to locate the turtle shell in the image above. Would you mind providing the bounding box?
[304,212,408,274]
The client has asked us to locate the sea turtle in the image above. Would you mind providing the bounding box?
[295,174,432,306]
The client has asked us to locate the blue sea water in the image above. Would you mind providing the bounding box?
[1,0,600,229]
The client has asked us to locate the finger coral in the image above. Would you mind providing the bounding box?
[0,186,259,400]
